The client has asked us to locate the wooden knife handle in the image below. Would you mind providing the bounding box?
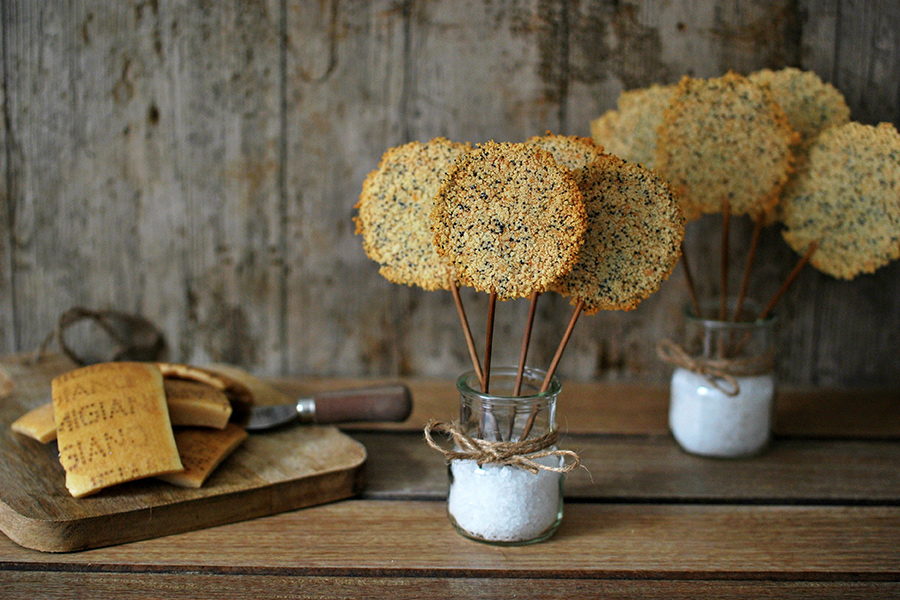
[311,384,413,424]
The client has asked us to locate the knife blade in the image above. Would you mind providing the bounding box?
[243,383,412,431]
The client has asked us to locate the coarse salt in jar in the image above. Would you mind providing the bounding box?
[661,300,777,458]
[425,366,579,545]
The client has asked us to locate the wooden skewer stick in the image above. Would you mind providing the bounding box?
[514,291,540,396]
[482,291,497,393]
[540,300,584,393]
[519,299,584,441]
[759,241,819,320]
[720,199,731,321]
[733,217,764,322]
[450,280,483,387]
[680,241,702,318]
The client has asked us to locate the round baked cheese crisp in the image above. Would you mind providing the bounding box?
[780,122,900,280]
[431,141,587,300]
[553,155,685,313]
[656,72,798,220]
[590,83,676,170]
[355,138,470,291]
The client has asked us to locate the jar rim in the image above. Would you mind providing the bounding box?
[683,298,777,329]
[456,366,561,402]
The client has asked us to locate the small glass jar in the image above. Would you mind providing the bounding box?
[446,366,564,545]
[667,300,776,458]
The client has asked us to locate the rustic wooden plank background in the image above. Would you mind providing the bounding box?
[0,0,898,387]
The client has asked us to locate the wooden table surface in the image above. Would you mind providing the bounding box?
[2,370,899,599]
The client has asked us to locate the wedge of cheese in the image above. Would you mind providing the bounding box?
[157,423,248,488]
[157,362,254,421]
[163,378,232,429]
[10,402,57,443]
[52,362,184,498]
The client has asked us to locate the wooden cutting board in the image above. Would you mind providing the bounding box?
[0,354,367,553]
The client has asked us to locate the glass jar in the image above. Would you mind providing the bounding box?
[446,366,565,545]
[666,300,776,458]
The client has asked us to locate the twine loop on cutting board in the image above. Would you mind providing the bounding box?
[424,419,580,474]
[31,306,167,366]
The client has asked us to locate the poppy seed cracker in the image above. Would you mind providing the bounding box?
[780,122,900,279]
[656,72,799,220]
[553,154,685,313]
[431,141,587,300]
[590,84,676,170]
[355,138,470,291]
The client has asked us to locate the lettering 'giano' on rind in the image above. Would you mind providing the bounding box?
[553,155,685,313]
[431,141,587,300]
[780,122,900,280]
[656,72,799,220]
[52,362,183,498]
[355,138,470,291]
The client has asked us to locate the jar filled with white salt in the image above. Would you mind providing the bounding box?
[663,300,777,458]
[425,367,578,545]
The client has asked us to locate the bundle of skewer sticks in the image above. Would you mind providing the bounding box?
[680,199,820,325]
[450,283,583,397]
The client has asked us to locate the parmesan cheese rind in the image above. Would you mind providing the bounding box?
[431,141,587,300]
[656,72,799,220]
[780,121,900,280]
[11,402,57,443]
[52,362,183,498]
[164,378,232,429]
[590,84,676,169]
[553,155,685,313]
[355,138,470,291]
[157,423,248,488]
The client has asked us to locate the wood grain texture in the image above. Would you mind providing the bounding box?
[2,500,899,577]
[270,376,900,438]
[0,1,898,390]
[1,361,898,596]
[354,431,900,503]
[3,573,897,600]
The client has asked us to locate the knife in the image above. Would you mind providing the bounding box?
[243,383,413,431]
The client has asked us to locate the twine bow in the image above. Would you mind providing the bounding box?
[424,419,580,475]
[656,338,742,397]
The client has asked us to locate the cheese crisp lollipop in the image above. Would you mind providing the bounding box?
[525,133,606,171]
[656,72,799,220]
[355,138,470,291]
[781,122,900,280]
[748,67,850,149]
[431,141,587,300]
[590,84,676,169]
[554,154,685,313]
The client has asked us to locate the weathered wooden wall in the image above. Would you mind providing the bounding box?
[1,0,898,388]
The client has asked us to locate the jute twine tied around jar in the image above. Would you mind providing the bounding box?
[424,419,580,475]
[656,338,774,397]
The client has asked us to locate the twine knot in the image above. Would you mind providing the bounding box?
[424,419,580,475]
[656,338,742,396]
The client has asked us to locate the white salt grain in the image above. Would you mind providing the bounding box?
[669,367,774,458]
[448,454,562,543]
